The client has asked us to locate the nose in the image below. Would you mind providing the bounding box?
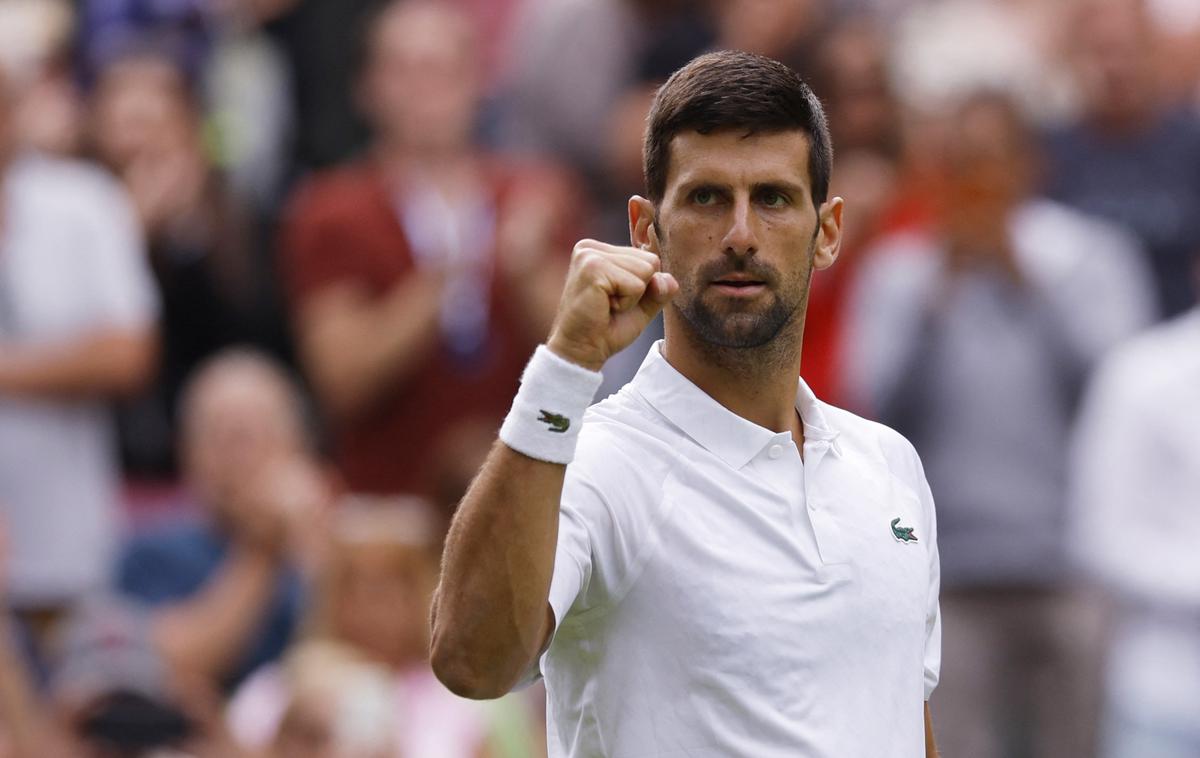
[721,195,758,258]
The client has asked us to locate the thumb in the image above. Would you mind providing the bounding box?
[637,272,678,318]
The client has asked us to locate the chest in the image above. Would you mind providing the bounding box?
[0,201,103,339]
[619,454,930,695]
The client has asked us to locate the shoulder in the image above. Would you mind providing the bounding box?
[1091,310,1200,401]
[12,153,131,217]
[565,388,681,511]
[821,400,928,486]
[284,162,386,228]
[1013,199,1144,280]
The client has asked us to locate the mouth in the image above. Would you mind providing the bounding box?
[709,276,768,297]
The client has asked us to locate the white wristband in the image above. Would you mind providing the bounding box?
[499,345,603,464]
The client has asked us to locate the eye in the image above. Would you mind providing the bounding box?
[759,190,789,208]
[693,188,717,206]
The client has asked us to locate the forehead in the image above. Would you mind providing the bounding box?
[664,129,812,196]
[373,3,472,62]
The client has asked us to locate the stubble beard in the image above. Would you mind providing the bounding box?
[661,230,817,376]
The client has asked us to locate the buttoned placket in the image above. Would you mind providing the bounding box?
[802,435,850,570]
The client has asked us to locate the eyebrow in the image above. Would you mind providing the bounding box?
[675,178,809,198]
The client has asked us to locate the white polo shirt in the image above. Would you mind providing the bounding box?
[535,341,940,758]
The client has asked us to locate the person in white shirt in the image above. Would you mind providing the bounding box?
[0,64,158,615]
[1070,299,1200,758]
[432,50,941,757]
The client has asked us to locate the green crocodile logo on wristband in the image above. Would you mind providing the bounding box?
[538,410,570,433]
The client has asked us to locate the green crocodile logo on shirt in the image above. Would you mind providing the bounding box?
[538,410,570,434]
[891,517,918,544]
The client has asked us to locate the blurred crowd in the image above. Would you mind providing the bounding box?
[0,0,1197,756]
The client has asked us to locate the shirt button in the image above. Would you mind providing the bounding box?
[768,444,783,459]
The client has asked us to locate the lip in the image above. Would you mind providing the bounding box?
[709,281,767,297]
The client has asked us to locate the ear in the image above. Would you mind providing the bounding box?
[628,195,660,252]
[813,196,844,271]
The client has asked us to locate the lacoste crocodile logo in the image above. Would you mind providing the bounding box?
[538,410,570,434]
[890,517,918,544]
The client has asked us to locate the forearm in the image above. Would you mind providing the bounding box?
[151,547,280,682]
[430,441,563,699]
[925,702,938,758]
[298,277,441,420]
[0,328,157,400]
[0,617,56,756]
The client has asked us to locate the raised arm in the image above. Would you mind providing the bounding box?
[430,239,676,699]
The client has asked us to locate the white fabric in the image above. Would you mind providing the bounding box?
[529,342,941,758]
[500,345,604,464]
[1069,308,1200,737]
[0,153,157,605]
[227,663,492,757]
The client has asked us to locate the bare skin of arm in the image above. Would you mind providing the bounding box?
[295,273,443,421]
[151,460,323,684]
[430,239,677,698]
[926,702,938,758]
[151,544,282,683]
[0,328,156,400]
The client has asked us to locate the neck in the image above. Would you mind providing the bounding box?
[661,310,806,439]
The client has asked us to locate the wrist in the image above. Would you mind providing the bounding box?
[499,345,604,464]
[546,334,606,373]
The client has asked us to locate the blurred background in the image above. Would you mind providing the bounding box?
[0,0,1196,755]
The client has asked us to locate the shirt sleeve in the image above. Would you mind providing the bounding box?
[919,470,942,700]
[516,465,612,687]
[898,439,942,701]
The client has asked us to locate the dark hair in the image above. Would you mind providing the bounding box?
[643,50,833,208]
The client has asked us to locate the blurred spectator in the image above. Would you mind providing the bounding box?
[229,498,540,757]
[844,92,1155,758]
[1069,290,1200,758]
[281,0,576,498]
[0,63,158,623]
[260,640,398,758]
[78,0,212,87]
[0,0,85,158]
[91,47,292,479]
[1044,0,1200,319]
[799,15,906,404]
[711,0,827,77]
[116,349,332,692]
[499,0,713,183]
[0,590,248,757]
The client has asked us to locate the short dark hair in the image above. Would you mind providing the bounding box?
[643,50,833,208]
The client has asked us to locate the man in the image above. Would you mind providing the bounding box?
[433,51,941,757]
[1070,271,1200,758]
[116,349,330,691]
[0,62,157,620]
[281,0,577,498]
[1044,0,1200,319]
[91,45,289,479]
[845,92,1154,758]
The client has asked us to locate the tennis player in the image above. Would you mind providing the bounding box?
[432,50,941,757]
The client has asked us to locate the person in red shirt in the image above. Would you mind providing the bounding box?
[281,0,578,498]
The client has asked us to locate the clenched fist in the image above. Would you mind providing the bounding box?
[547,240,679,371]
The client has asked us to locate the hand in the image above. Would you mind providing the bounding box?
[547,240,678,371]
[225,457,332,559]
[123,147,208,237]
[495,180,561,283]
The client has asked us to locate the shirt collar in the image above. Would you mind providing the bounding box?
[630,341,842,469]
